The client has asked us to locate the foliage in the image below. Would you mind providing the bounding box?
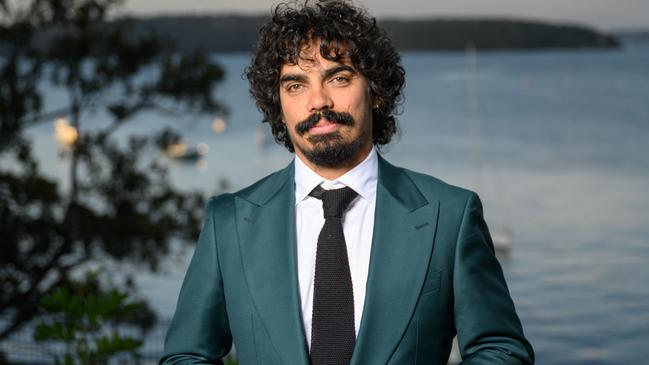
[34,272,154,365]
[0,0,226,348]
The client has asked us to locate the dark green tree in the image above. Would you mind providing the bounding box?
[34,271,154,365]
[0,0,226,349]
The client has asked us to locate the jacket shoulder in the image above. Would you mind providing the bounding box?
[207,163,293,210]
[396,165,476,207]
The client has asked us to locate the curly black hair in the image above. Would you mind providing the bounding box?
[246,0,405,152]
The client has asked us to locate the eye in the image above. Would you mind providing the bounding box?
[330,75,351,86]
[286,83,304,93]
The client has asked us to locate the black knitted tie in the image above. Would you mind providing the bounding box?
[309,185,358,365]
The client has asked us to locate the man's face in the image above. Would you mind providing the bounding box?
[279,43,375,169]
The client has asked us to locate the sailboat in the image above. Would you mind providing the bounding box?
[447,43,514,365]
[466,43,512,256]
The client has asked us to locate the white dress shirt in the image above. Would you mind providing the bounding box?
[294,148,378,349]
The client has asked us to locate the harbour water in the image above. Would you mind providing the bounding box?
[20,40,649,364]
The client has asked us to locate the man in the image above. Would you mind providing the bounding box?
[161,1,534,364]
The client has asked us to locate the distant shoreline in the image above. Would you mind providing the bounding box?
[127,14,621,53]
[0,15,627,56]
[615,31,649,44]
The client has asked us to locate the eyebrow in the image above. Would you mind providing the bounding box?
[322,64,357,80]
[279,64,358,85]
[279,74,307,85]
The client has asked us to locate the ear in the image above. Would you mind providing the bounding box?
[372,96,381,110]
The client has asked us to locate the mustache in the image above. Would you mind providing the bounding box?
[295,108,355,136]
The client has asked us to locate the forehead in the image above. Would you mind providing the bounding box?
[279,40,355,74]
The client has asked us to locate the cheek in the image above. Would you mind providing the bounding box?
[352,96,373,123]
[280,97,306,124]
[341,96,367,117]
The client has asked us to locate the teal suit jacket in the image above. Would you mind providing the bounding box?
[161,156,534,365]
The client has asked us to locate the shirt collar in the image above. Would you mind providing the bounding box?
[294,147,378,204]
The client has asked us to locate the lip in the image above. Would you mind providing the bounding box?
[308,119,340,135]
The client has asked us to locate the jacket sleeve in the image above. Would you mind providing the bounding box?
[454,193,535,365]
[160,197,232,365]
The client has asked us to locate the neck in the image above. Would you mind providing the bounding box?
[296,143,373,180]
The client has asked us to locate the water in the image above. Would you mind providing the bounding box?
[19,41,649,364]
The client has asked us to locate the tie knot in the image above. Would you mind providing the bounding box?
[310,185,358,218]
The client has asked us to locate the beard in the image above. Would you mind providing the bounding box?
[293,108,367,168]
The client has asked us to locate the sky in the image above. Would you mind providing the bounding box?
[123,0,649,31]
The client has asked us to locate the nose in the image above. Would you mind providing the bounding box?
[306,85,333,112]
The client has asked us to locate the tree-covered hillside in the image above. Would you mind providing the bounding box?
[130,15,619,53]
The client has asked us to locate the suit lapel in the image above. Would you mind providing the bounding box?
[233,157,439,364]
[235,163,310,365]
[351,157,440,365]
